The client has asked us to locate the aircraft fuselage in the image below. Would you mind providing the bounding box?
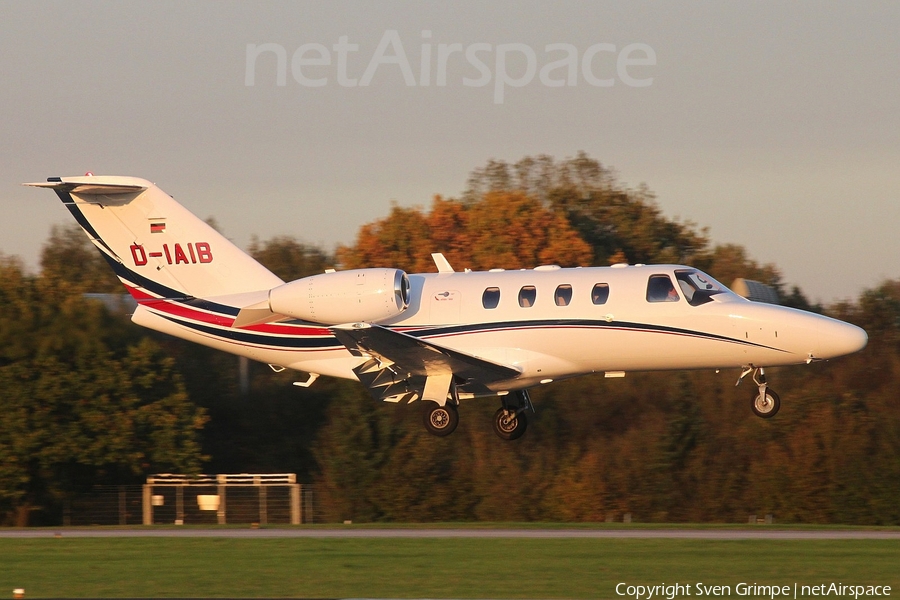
[135,262,866,392]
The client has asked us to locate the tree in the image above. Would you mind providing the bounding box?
[248,236,333,282]
[0,255,207,526]
[464,152,710,266]
[40,224,121,293]
[336,203,435,273]
[0,338,207,526]
[337,192,592,272]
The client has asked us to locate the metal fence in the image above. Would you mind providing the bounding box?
[67,485,145,526]
[65,474,322,526]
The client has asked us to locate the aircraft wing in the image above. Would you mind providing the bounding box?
[330,323,520,403]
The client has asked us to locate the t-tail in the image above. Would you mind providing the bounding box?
[25,175,284,301]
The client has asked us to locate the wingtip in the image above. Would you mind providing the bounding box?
[22,181,57,188]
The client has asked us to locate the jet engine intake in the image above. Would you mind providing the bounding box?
[268,268,410,325]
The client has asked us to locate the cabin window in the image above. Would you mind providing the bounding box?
[646,275,680,303]
[591,283,610,305]
[482,287,501,309]
[555,284,573,306]
[518,286,537,308]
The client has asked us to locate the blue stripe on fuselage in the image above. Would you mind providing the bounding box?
[152,310,786,354]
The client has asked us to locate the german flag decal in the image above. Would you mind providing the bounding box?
[150,222,166,234]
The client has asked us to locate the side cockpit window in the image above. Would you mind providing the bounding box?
[647,275,680,303]
[482,287,501,309]
[674,269,725,306]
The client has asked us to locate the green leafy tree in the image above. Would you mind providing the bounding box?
[248,235,333,281]
[464,152,709,266]
[40,224,121,293]
[0,338,207,526]
[0,253,207,526]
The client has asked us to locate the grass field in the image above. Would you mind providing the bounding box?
[2,535,899,598]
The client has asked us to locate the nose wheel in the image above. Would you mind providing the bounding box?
[751,388,781,418]
[737,366,781,419]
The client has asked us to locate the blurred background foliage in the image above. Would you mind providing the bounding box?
[2,154,897,526]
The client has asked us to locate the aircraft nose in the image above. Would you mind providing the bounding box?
[816,316,868,359]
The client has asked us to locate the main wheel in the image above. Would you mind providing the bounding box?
[423,402,459,437]
[751,388,781,419]
[493,407,527,440]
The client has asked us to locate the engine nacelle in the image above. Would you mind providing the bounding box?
[268,268,410,325]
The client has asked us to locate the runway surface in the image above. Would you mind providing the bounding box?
[2,528,900,539]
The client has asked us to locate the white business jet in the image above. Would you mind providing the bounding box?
[27,176,868,440]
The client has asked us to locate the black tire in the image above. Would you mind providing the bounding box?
[423,402,459,437]
[493,407,527,440]
[751,388,781,419]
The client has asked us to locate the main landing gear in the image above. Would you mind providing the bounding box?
[493,390,533,441]
[423,402,459,436]
[422,389,535,440]
[737,366,781,419]
[423,381,460,437]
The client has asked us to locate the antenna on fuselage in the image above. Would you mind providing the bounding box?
[432,253,454,273]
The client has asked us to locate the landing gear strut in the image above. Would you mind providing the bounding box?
[737,366,781,419]
[493,390,533,441]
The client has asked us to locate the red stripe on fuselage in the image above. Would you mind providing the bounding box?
[243,322,331,336]
[124,285,157,301]
[124,285,332,335]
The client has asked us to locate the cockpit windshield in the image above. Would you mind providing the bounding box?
[674,269,728,306]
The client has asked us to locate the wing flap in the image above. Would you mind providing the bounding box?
[331,323,519,380]
[330,323,520,403]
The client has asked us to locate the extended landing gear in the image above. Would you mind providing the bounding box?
[423,401,459,437]
[493,408,527,440]
[737,366,781,419]
[421,388,535,440]
[493,390,533,441]
[751,388,781,419]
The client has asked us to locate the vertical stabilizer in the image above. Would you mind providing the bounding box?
[26,176,283,299]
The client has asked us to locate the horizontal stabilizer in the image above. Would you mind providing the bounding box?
[24,176,149,196]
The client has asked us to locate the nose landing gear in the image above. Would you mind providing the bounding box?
[737,366,781,419]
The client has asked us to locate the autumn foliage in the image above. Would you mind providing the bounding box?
[338,191,592,272]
